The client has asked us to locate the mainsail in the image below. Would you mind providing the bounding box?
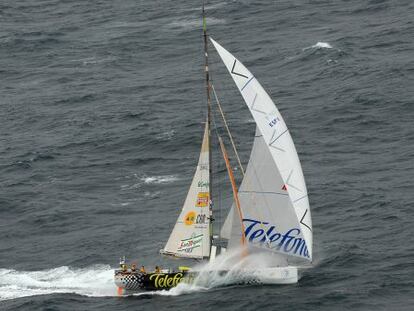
[211,38,313,261]
[161,124,211,259]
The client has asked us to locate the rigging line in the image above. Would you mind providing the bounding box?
[219,136,247,255]
[211,93,272,249]
[211,83,245,176]
[239,190,288,196]
[210,86,268,246]
[211,100,238,239]
[210,87,227,234]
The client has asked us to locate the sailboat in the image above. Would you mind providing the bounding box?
[114,4,312,293]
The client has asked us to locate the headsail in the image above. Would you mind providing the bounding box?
[211,38,313,261]
[161,124,211,259]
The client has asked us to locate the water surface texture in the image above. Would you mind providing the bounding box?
[1,0,413,310]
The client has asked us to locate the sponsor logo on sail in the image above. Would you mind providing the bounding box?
[196,213,207,224]
[243,218,310,258]
[268,117,280,127]
[196,192,209,207]
[177,233,203,253]
[266,111,281,128]
[199,164,209,171]
[149,273,183,288]
[184,211,196,226]
[197,181,209,188]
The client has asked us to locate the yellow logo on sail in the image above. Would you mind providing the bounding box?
[184,211,196,225]
[196,192,209,207]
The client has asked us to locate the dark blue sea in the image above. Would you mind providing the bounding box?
[1,0,413,310]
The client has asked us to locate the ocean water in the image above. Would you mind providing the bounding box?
[1,0,413,310]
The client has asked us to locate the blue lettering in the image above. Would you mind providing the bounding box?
[294,238,307,256]
[268,117,280,128]
[243,219,310,258]
[243,218,261,237]
[269,233,281,243]
[260,225,275,243]
[250,229,264,242]
[280,228,300,252]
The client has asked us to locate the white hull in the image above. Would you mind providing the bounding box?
[189,266,298,287]
[245,266,298,284]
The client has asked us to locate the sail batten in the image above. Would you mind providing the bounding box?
[211,38,313,261]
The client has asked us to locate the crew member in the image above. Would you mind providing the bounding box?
[131,264,136,272]
[121,264,127,272]
[140,266,146,274]
[155,266,161,273]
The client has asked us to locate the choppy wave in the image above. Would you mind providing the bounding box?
[303,41,333,50]
[2,0,413,309]
[0,265,116,301]
[155,129,176,141]
[141,175,179,184]
[119,173,179,190]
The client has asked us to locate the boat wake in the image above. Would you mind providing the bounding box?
[0,251,305,301]
[0,264,202,301]
[0,265,117,301]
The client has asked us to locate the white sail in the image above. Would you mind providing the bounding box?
[211,38,312,261]
[161,124,211,259]
[221,128,309,260]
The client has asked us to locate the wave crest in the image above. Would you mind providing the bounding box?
[303,41,333,50]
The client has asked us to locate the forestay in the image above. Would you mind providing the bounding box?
[161,124,211,259]
[211,38,313,261]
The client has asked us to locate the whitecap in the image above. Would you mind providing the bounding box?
[303,41,333,51]
[156,129,175,141]
[0,265,116,301]
[141,175,178,184]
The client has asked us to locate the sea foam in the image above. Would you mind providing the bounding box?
[0,265,116,301]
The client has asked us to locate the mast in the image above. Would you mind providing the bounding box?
[202,1,213,247]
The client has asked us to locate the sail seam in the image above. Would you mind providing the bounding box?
[293,194,308,203]
[239,190,289,196]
